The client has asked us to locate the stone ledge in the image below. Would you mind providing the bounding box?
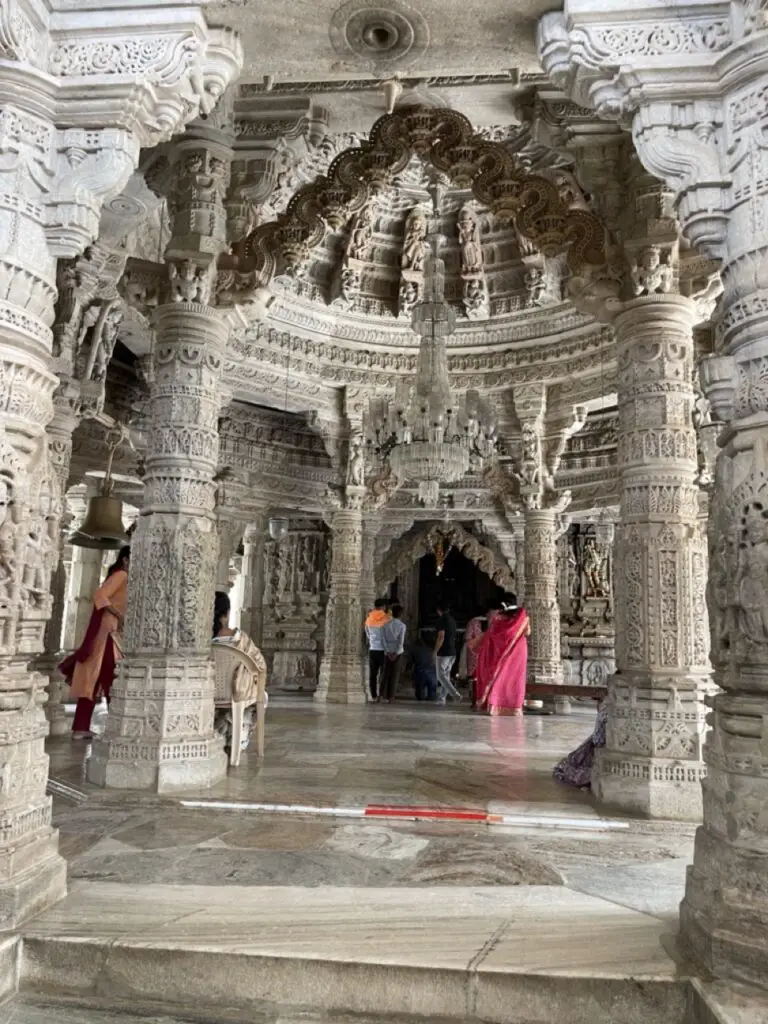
[18,882,690,1024]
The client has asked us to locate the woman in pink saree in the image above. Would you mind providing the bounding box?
[470,594,530,716]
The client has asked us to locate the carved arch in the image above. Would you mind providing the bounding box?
[376,521,513,591]
[225,107,607,291]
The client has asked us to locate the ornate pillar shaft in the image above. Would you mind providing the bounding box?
[514,536,526,604]
[315,506,366,704]
[681,252,768,979]
[523,509,562,686]
[240,517,267,645]
[594,297,711,820]
[88,305,229,790]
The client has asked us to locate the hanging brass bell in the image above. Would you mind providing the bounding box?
[69,494,128,550]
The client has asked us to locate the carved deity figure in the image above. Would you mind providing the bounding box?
[457,205,483,277]
[583,537,609,598]
[524,267,547,307]
[402,209,427,273]
[737,502,768,646]
[463,278,487,316]
[347,434,365,487]
[518,423,542,489]
[340,266,361,304]
[169,260,210,304]
[86,304,123,382]
[347,204,375,262]
[399,279,419,316]
[631,246,674,296]
[0,484,17,603]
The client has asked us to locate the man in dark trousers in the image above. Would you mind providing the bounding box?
[434,600,461,704]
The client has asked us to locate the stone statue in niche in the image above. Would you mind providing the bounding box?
[83,303,123,382]
[402,208,427,273]
[583,537,610,598]
[463,278,489,320]
[631,246,674,296]
[457,205,483,277]
[517,423,542,491]
[347,434,366,487]
[524,267,547,307]
[347,203,375,262]
[298,535,315,592]
[339,266,361,305]
[398,278,419,317]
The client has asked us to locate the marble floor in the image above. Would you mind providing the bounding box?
[24,699,703,1023]
[47,698,695,902]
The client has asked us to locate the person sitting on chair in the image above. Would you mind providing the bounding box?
[212,590,267,754]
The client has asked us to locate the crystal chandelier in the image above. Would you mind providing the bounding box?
[366,183,497,506]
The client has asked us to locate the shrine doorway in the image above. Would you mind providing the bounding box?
[415,545,504,637]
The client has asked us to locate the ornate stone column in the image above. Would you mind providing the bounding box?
[523,509,563,687]
[538,0,768,984]
[89,117,239,791]
[510,384,583,689]
[315,498,366,705]
[240,515,267,644]
[0,0,240,926]
[594,296,710,820]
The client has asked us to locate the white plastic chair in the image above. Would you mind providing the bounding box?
[211,643,267,767]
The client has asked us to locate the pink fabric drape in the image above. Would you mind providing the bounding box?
[474,609,529,715]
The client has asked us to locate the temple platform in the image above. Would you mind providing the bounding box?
[4,699,754,1023]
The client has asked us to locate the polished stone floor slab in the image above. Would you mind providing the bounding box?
[48,701,695,896]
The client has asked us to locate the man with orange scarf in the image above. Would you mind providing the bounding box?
[364,597,391,702]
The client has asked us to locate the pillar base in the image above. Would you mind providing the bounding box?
[88,736,227,791]
[593,749,704,820]
[37,654,70,737]
[86,655,228,793]
[0,848,67,931]
[680,826,768,988]
[314,655,366,704]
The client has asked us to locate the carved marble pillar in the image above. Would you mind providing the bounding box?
[537,0,768,986]
[315,503,366,704]
[39,383,82,735]
[594,297,711,820]
[88,305,229,790]
[511,384,582,689]
[240,516,267,645]
[89,119,236,791]
[523,509,563,687]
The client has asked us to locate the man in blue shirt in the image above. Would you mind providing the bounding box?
[380,604,406,703]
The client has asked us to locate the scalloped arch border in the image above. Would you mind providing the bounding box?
[228,106,607,284]
[376,520,513,591]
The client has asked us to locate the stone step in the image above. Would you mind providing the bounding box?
[14,882,691,1024]
[1,995,446,1024]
